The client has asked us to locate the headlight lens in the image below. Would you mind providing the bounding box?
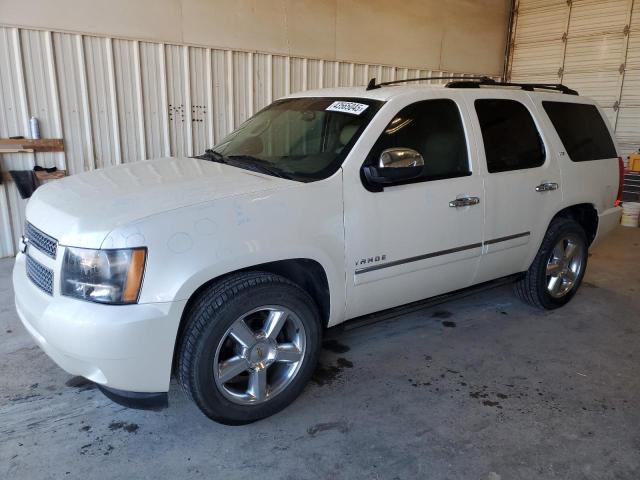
[61,247,147,304]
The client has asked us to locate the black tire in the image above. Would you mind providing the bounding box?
[177,271,322,425]
[514,218,589,309]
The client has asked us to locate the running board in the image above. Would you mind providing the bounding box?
[338,274,522,332]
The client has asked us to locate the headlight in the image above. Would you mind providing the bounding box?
[61,247,147,304]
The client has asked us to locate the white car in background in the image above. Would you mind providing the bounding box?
[13,77,623,424]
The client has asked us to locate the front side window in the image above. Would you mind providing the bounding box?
[364,99,470,184]
[475,99,545,173]
[542,101,616,162]
[211,97,382,181]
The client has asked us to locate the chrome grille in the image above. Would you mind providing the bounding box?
[26,254,54,295]
[25,222,57,259]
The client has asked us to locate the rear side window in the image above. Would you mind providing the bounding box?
[475,99,545,173]
[366,99,470,182]
[542,101,616,162]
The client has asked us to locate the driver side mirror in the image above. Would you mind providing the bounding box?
[362,148,424,190]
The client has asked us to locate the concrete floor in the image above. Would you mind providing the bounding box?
[1,227,639,480]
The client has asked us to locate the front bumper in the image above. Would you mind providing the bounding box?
[13,252,186,393]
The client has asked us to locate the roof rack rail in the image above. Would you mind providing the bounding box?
[445,79,579,95]
[365,76,493,90]
[365,76,579,95]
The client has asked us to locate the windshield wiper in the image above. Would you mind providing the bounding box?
[226,155,295,180]
[197,149,226,163]
[196,150,296,180]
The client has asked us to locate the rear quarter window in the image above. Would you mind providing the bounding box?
[542,101,616,162]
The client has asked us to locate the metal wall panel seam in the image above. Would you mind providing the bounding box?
[74,34,95,170]
[0,186,14,257]
[302,57,308,91]
[105,37,122,165]
[247,51,254,116]
[44,30,64,170]
[158,43,171,157]
[133,40,147,160]
[267,54,273,103]
[285,56,291,95]
[11,28,31,138]
[225,49,234,131]
[182,45,193,157]
[1,27,25,130]
[206,47,214,147]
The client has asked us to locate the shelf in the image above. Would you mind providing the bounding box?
[1,169,67,183]
[35,169,67,181]
[0,138,64,152]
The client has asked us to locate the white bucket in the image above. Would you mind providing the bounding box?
[621,202,640,227]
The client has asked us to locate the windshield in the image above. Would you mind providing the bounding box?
[209,97,382,181]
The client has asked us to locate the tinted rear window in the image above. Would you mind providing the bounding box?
[542,101,616,162]
[475,99,545,173]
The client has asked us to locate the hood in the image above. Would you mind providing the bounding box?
[26,157,291,248]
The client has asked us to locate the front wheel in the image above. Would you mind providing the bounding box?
[177,272,321,424]
[514,218,589,309]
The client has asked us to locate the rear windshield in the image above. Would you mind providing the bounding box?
[542,101,616,162]
[212,97,382,181]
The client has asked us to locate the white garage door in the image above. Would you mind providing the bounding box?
[509,0,640,156]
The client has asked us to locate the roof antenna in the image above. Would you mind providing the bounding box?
[366,78,379,91]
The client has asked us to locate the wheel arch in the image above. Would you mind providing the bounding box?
[549,203,599,246]
[171,258,331,373]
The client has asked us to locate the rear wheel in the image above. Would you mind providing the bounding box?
[177,272,321,424]
[514,218,588,309]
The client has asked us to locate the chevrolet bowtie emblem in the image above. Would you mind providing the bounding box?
[20,235,29,254]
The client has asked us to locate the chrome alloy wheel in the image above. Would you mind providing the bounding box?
[545,234,584,298]
[213,306,306,405]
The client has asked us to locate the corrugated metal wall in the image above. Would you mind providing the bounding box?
[0,26,488,258]
[508,0,640,156]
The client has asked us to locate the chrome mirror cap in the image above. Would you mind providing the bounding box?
[379,148,424,169]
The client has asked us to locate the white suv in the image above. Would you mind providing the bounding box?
[13,78,623,424]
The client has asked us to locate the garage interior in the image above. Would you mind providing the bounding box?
[1,1,639,479]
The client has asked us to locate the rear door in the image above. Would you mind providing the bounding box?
[467,91,562,283]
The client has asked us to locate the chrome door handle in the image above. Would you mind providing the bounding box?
[449,196,480,208]
[535,182,559,192]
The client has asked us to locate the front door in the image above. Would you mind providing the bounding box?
[343,96,485,319]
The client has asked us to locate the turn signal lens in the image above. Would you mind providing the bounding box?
[123,249,146,303]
